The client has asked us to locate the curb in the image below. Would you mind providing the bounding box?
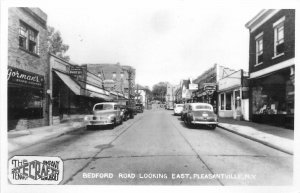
[217,124,293,155]
[8,122,87,153]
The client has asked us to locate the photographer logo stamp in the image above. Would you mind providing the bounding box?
[8,156,63,185]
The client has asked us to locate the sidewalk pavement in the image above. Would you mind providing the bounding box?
[8,119,87,153]
[218,118,294,155]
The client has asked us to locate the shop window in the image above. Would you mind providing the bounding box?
[273,17,285,57]
[252,72,292,115]
[226,93,232,110]
[8,87,43,120]
[220,93,225,110]
[18,21,38,55]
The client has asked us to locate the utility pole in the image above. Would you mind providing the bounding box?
[123,67,135,106]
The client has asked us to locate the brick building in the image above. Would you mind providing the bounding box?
[245,9,295,128]
[85,63,136,99]
[8,8,49,130]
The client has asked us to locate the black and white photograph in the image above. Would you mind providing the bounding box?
[1,0,299,193]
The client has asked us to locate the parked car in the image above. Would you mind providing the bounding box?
[181,103,191,121]
[174,104,184,115]
[184,103,218,129]
[136,103,144,113]
[87,102,123,129]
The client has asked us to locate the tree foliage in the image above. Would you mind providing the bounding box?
[47,26,70,62]
[152,82,168,102]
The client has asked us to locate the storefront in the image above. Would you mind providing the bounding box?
[193,83,217,113]
[249,67,294,128]
[218,70,249,120]
[8,66,47,130]
[49,54,112,125]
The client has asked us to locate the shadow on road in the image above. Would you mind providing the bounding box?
[86,125,115,131]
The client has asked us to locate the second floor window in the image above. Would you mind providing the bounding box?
[255,33,263,65]
[273,16,285,56]
[19,21,38,55]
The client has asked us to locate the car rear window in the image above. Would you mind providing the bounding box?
[195,105,212,110]
[94,104,113,110]
[176,104,184,107]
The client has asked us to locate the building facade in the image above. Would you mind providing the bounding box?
[218,70,249,120]
[85,63,136,97]
[193,64,236,112]
[8,8,49,130]
[49,54,112,125]
[245,9,295,128]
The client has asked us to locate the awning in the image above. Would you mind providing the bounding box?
[54,71,81,95]
[86,84,108,95]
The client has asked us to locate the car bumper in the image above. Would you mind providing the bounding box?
[88,120,113,125]
[191,121,218,125]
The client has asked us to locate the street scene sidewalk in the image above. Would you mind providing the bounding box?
[8,114,294,155]
[8,117,87,153]
[218,118,294,155]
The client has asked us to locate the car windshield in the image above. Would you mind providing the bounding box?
[176,104,184,107]
[194,105,212,111]
[94,104,114,110]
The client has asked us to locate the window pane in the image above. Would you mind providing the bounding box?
[226,93,232,110]
[221,93,225,110]
[278,28,284,42]
[258,40,263,51]
[19,36,26,49]
[29,40,36,53]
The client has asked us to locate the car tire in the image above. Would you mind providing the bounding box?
[112,119,117,127]
[210,124,217,130]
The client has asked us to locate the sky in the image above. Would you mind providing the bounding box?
[14,0,295,89]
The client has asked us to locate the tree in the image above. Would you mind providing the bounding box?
[47,26,70,62]
[152,82,168,102]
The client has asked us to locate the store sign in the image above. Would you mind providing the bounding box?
[69,66,83,75]
[7,67,44,88]
[189,83,198,90]
[204,83,216,95]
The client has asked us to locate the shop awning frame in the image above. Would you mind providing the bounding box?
[54,70,81,95]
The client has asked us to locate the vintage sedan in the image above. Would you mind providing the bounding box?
[174,103,184,115]
[184,103,218,129]
[87,102,123,128]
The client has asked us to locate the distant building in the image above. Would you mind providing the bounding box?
[85,63,136,99]
[245,9,295,128]
[8,8,48,130]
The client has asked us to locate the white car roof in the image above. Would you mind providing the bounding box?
[93,102,117,106]
[190,103,213,109]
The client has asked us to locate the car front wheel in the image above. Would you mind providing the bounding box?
[210,124,217,130]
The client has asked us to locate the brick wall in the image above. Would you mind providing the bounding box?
[249,9,295,73]
[86,63,136,93]
[8,7,49,130]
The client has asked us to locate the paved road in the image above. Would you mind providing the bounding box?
[9,109,293,185]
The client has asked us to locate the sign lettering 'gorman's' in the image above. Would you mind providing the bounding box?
[8,156,63,185]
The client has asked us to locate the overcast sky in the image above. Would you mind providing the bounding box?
[34,0,295,88]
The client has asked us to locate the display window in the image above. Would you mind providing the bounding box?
[251,69,294,115]
[8,86,43,119]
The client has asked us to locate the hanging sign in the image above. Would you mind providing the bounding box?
[204,83,216,95]
[69,66,83,75]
